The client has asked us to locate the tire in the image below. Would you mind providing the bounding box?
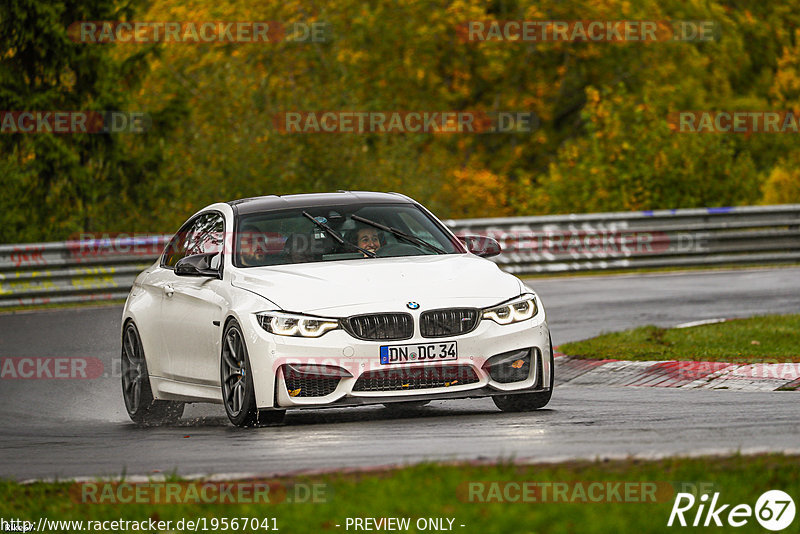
[382,400,430,409]
[492,336,554,412]
[220,319,285,427]
[121,322,184,426]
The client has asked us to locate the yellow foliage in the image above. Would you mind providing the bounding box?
[435,167,513,219]
[770,30,800,107]
[762,164,800,204]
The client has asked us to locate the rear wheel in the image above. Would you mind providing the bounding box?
[492,337,554,412]
[221,319,285,427]
[121,322,184,425]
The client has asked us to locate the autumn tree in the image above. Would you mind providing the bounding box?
[0,0,185,242]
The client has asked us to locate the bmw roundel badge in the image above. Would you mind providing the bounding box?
[406,302,420,310]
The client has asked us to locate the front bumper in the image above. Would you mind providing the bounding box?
[245,312,551,410]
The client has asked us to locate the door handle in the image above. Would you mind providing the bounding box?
[164,284,174,297]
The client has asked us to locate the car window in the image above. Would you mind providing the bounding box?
[395,211,441,249]
[235,204,459,267]
[162,212,224,268]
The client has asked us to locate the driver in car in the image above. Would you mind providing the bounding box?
[354,226,381,255]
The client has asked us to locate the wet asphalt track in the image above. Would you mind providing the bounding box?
[1,267,799,480]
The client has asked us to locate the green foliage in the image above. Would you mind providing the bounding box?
[2,0,800,241]
[0,0,186,242]
[536,85,760,213]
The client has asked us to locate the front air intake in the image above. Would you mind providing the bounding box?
[282,364,350,398]
[352,365,479,392]
[483,348,534,383]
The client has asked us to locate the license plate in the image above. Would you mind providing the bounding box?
[380,342,457,364]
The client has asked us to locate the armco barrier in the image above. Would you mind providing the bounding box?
[0,235,169,308]
[1,204,799,308]
[445,204,800,275]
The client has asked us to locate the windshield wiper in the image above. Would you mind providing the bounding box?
[351,215,446,254]
[302,211,376,258]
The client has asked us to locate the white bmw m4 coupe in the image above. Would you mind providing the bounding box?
[121,191,553,427]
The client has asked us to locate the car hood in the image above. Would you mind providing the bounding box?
[230,254,524,315]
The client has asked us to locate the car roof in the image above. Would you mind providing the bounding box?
[228,191,413,215]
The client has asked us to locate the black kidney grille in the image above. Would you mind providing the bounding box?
[420,308,480,338]
[344,313,413,341]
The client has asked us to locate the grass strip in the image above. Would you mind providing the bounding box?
[560,314,800,363]
[1,454,798,533]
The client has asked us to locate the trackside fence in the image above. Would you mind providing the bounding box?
[2,204,799,308]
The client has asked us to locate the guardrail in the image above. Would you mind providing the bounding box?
[445,204,800,275]
[0,235,169,308]
[1,204,799,308]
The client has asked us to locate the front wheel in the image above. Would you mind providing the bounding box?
[220,319,285,427]
[492,337,554,412]
[121,322,184,425]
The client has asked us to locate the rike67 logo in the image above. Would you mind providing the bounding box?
[668,490,795,531]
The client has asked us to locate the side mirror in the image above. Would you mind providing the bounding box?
[461,235,502,258]
[175,253,221,278]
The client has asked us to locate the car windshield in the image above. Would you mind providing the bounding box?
[234,203,461,267]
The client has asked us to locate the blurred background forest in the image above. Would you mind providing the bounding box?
[2,0,800,243]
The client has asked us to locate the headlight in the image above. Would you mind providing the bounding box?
[482,294,538,325]
[257,312,340,337]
